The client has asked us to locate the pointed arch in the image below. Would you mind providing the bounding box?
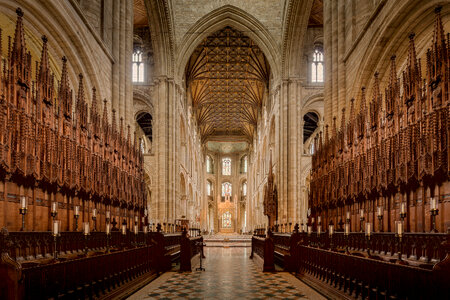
[144,0,175,76]
[175,5,280,83]
[282,0,315,78]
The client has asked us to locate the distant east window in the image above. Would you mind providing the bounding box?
[222,211,232,228]
[311,48,323,83]
[222,157,231,175]
[242,181,247,196]
[222,182,232,197]
[132,50,144,83]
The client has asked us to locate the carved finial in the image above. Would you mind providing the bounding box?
[77,74,85,105]
[91,87,98,115]
[360,87,366,114]
[102,98,108,124]
[332,116,337,137]
[16,7,23,17]
[350,98,355,120]
[120,117,124,139]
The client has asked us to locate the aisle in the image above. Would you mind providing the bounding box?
[128,247,325,299]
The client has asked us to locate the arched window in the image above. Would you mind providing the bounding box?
[206,180,212,196]
[222,158,231,175]
[240,155,248,173]
[132,50,144,83]
[303,112,319,143]
[311,48,323,83]
[222,182,232,197]
[136,112,152,142]
[242,181,247,196]
[206,155,213,173]
[222,211,232,228]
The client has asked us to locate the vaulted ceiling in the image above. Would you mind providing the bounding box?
[185,27,270,144]
[308,0,323,28]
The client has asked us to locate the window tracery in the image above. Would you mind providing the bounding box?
[311,48,323,83]
[132,49,144,83]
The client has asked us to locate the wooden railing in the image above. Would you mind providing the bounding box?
[180,232,204,272]
[250,234,275,272]
[297,244,449,299]
[0,228,193,299]
[254,229,450,299]
[5,231,157,262]
[19,244,156,299]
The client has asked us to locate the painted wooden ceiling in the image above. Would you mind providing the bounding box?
[186,26,270,143]
[133,0,148,28]
[308,0,323,28]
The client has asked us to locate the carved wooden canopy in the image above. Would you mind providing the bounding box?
[185,27,270,143]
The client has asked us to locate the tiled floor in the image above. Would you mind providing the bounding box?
[129,247,325,300]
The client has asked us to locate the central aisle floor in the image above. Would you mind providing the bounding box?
[128,247,325,300]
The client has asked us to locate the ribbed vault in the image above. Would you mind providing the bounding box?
[185,26,270,143]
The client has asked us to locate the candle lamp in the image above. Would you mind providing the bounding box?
[346,211,351,223]
[121,220,127,235]
[51,202,58,220]
[74,205,80,231]
[329,223,334,250]
[83,222,90,255]
[121,220,127,248]
[344,223,350,254]
[430,197,439,233]
[106,223,111,253]
[400,202,406,221]
[19,196,27,231]
[133,224,138,246]
[106,210,111,223]
[52,220,60,260]
[395,221,405,263]
[365,222,372,256]
[359,209,365,232]
[92,208,97,231]
[307,225,312,246]
[377,206,383,232]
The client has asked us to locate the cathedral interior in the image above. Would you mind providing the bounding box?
[0,0,449,299]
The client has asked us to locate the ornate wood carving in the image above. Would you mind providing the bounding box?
[264,155,277,227]
[309,7,449,232]
[0,8,147,230]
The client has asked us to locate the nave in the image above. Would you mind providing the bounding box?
[129,247,325,300]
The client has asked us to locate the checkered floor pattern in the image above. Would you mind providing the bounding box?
[129,247,324,300]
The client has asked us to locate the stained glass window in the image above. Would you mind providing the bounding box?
[222,211,232,228]
[222,182,232,197]
[222,157,231,175]
[311,48,324,83]
[132,50,144,83]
